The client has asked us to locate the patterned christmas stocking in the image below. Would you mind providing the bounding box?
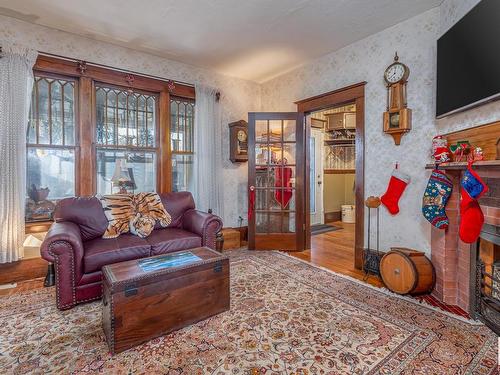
[459,163,488,243]
[422,169,453,229]
[381,169,411,215]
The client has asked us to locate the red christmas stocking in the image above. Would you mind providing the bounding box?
[459,163,488,243]
[381,169,411,215]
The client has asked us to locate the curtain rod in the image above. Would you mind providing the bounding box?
[37,50,195,88]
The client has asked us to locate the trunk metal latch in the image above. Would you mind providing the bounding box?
[124,282,138,297]
[214,261,223,273]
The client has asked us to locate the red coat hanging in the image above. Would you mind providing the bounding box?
[274,165,293,208]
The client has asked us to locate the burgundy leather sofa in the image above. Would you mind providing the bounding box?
[40,192,223,310]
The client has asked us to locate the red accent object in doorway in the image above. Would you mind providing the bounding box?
[275,166,293,208]
[248,186,255,220]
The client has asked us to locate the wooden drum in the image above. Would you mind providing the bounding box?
[380,248,435,295]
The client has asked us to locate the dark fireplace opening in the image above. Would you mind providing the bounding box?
[470,223,500,334]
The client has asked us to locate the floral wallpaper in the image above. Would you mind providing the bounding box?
[0,14,261,227]
[262,0,500,254]
[1,0,497,250]
[262,8,441,254]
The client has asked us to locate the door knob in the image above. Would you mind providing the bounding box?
[318,181,322,185]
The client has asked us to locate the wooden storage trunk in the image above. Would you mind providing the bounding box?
[222,228,241,250]
[102,247,230,354]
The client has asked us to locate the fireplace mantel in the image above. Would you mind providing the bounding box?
[425,160,500,170]
[427,122,500,313]
[429,161,499,314]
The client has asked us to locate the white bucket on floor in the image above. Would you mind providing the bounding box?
[341,205,355,223]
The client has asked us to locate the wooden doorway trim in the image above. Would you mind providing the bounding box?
[296,81,366,269]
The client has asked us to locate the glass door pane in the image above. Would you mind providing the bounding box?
[255,119,296,234]
[248,112,304,251]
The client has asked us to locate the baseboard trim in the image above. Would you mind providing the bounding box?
[324,211,341,223]
[0,257,48,284]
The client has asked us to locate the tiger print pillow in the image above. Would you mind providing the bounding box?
[129,213,156,238]
[99,194,134,239]
[133,192,172,228]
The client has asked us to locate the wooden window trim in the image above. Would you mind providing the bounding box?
[25,221,52,234]
[34,55,195,100]
[26,55,195,232]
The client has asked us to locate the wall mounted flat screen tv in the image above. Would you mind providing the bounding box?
[436,0,500,118]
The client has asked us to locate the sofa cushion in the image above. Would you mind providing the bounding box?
[157,192,195,229]
[54,196,109,241]
[83,234,151,273]
[146,228,202,255]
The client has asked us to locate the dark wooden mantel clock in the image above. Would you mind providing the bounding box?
[383,52,412,145]
[229,120,248,162]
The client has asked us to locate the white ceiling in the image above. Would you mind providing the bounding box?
[0,0,441,82]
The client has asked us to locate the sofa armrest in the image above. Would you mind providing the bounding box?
[40,222,84,262]
[40,222,85,309]
[182,209,223,250]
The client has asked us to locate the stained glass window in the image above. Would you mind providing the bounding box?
[170,97,194,192]
[95,86,156,148]
[26,76,77,222]
[95,85,158,195]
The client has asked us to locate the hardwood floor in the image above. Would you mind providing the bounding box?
[292,221,384,288]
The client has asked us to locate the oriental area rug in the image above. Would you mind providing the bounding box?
[0,250,497,374]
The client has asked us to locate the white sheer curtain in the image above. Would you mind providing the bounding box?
[192,84,224,219]
[0,46,37,263]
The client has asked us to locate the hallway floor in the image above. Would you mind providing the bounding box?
[292,221,384,287]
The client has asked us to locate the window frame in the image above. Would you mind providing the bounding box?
[27,55,195,232]
[170,96,195,192]
[26,71,81,224]
[93,82,161,193]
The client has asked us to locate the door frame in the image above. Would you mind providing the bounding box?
[248,111,306,251]
[295,82,366,269]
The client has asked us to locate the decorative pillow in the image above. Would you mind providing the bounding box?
[129,213,156,238]
[98,194,134,239]
[133,192,171,228]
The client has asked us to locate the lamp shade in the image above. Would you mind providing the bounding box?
[111,159,132,184]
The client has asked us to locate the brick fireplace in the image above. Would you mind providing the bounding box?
[430,164,500,314]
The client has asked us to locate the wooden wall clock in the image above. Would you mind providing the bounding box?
[229,120,248,162]
[383,52,412,145]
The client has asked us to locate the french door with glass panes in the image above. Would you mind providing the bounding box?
[248,112,305,251]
